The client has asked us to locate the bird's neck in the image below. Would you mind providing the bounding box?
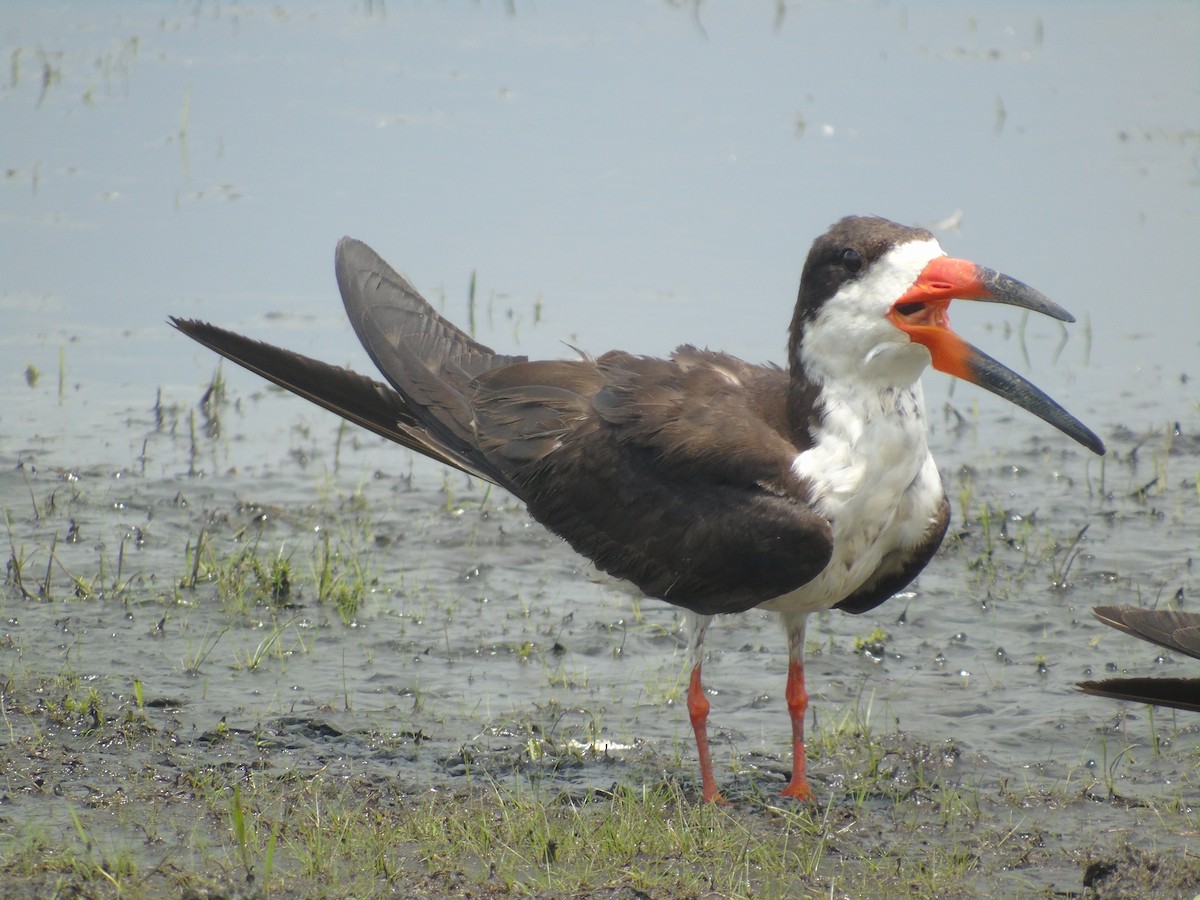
[788,348,930,450]
[789,362,933,513]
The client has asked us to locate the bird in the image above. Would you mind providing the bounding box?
[1078,606,1200,712]
[172,215,1105,803]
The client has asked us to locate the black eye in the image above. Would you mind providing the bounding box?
[841,248,862,272]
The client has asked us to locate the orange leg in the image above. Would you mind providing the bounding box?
[687,663,725,803]
[781,657,814,801]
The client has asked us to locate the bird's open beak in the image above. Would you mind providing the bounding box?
[888,256,1105,455]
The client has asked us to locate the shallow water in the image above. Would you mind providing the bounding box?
[2,1,1198,892]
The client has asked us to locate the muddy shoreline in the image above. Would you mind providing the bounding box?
[3,379,1198,896]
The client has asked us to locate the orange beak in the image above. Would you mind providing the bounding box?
[889,256,1105,455]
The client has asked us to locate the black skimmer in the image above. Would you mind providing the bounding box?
[1078,606,1200,712]
[172,215,1105,802]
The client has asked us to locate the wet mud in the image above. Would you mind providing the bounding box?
[3,376,1197,896]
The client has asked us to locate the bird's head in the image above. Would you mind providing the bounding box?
[791,216,1105,455]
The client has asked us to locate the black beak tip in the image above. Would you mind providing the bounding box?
[1063,419,1106,455]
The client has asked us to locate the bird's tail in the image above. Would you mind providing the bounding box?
[169,316,500,483]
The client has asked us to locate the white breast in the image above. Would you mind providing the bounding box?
[763,381,944,615]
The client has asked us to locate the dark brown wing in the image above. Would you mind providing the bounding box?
[466,348,834,616]
[1077,606,1200,712]
[1090,606,1200,659]
[334,237,527,487]
[177,239,834,616]
[1076,679,1200,713]
[833,491,950,615]
[334,237,837,612]
[336,237,523,383]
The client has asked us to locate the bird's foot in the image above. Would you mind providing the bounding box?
[780,777,816,803]
[701,787,730,805]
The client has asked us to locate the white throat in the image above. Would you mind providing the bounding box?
[798,237,943,389]
[796,377,931,505]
